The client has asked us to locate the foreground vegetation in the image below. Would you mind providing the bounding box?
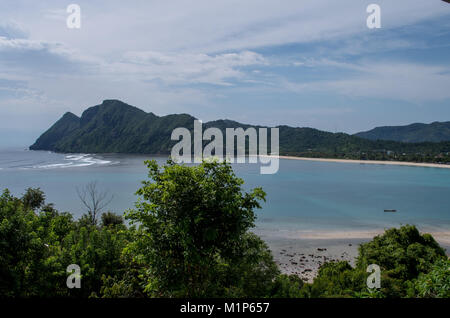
[1,160,449,298]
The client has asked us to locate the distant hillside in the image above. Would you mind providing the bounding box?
[30,100,450,163]
[355,121,450,143]
[31,100,196,154]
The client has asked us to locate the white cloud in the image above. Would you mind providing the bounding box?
[0,0,449,138]
[0,36,49,51]
[9,0,446,55]
[283,62,450,102]
[113,50,266,85]
[0,21,28,39]
[331,63,450,102]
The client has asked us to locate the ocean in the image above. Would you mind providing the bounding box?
[1,147,450,239]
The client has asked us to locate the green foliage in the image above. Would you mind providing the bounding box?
[0,189,45,296]
[410,259,450,298]
[125,159,274,297]
[303,261,367,298]
[220,232,281,297]
[0,188,129,297]
[299,225,448,298]
[29,111,80,151]
[58,223,129,297]
[101,211,124,227]
[354,288,385,298]
[356,225,446,297]
[270,274,306,298]
[22,187,46,210]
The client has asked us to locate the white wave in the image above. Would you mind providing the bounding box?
[33,162,75,169]
[21,154,115,170]
[65,154,90,161]
[77,156,112,166]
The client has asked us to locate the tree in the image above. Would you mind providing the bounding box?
[0,189,71,297]
[0,189,42,296]
[300,225,448,298]
[101,211,124,227]
[356,225,446,297]
[59,222,129,297]
[21,187,45,210]
[270,274,306,298]
[220,232,281,297]
[125,159,274,297]
[77,181,113,225]
[303,261,367,298]
[411,259,450,298]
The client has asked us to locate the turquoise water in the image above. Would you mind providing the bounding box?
[1,148,450,233]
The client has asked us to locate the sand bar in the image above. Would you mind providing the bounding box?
[259,155,450,169]
[281,156,450,169]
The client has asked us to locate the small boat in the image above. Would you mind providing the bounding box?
[384,209,397,213]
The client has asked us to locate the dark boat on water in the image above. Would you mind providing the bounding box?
[384,209,397,213]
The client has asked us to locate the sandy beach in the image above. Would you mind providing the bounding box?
[254,228,450,283]
[256,154,450,169]
[276,156,450,169]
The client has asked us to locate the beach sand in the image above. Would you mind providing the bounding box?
[262,155,450,169]
[253,229,450,283]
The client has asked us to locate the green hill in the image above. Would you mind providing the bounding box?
[31,100,196,154]
[30,100,450,163]
[355,121,450,143]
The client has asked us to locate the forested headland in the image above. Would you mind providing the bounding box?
[30,100,450,164]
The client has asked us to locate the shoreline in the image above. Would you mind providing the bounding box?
[256,228,450,246]
[254,228,450,283]
[24,149,450,169]
[276,155,450,169]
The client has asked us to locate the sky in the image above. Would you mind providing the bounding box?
[0,0,450,147]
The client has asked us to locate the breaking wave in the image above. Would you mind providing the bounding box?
[23,154,116,170]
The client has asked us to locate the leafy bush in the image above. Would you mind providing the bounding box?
[356,225,446,297]
[270,274,306,298]
[0,188,129,297]
[411,259,450,298]
[101,211,124,227]
[301,225,448,298]
[124,159,277,297]
[303,261,366,298]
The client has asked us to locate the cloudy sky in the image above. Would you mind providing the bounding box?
[1,0,450,147]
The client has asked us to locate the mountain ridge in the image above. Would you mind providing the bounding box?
[30,100,450,163]
[355,121,450,143]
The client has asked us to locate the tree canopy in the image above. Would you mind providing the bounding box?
[124,159,276,297]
